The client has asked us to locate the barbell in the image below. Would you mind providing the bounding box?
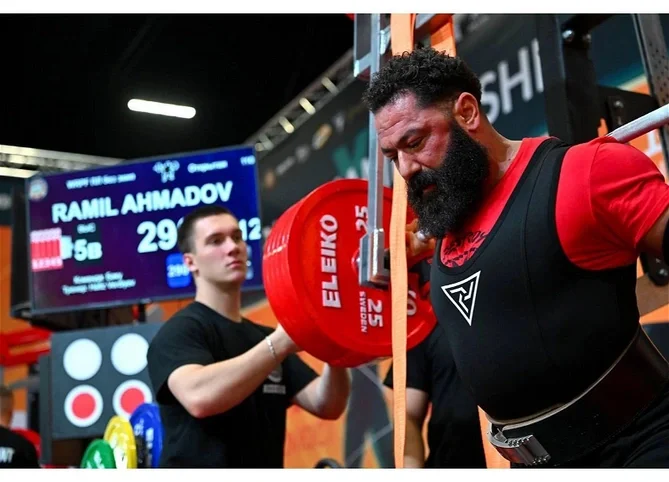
[261,104,669,368]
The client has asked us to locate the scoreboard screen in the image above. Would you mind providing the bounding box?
[26,145,263,315]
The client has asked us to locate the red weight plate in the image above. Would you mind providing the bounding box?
[262,200,304,334]
[263,199,349,363]
[280,226,356,364]
[285,178,435,359]
[262,203,299,325]
[271,208,334,360]
[280,182,381,363]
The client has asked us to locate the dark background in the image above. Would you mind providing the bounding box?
[0,14,354,160]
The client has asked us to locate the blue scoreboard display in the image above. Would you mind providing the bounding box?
[26,144,263,314]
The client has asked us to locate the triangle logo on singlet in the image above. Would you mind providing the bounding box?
[440,271,481,326]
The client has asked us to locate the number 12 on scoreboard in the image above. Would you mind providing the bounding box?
[139,216,263,254]
[238,218,262,242]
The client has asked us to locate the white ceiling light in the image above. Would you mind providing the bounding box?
[299,98,316,115]
[127,99,196,119]
[0,166,35,178]
[278,117,295,134]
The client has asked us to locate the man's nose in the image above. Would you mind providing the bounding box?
[397,152,422,180]
[224,238,240,254]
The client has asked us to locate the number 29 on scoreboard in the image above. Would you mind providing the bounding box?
[137,216,263,254]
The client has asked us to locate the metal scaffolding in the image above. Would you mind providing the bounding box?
[244,49,356,160]
[0,144,121,177]
[244,14,483,164]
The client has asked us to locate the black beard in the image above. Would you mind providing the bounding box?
[406,122,490,239]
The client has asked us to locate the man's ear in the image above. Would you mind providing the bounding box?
[183,253,198,275]
[452,92,481,133]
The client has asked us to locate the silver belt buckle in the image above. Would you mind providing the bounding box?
[487,423,551,466]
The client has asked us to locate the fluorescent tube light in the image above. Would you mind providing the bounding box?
[0,166,36,178]
[299,98,316,114]
[279,117,295,134]
[127,99,196,119]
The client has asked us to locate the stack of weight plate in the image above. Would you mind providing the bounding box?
[262,178,436,368]
[81,415,137,469]
[263,179,378,366]
[80,404,164,469]
[129,403,164,468]
[104,415,138,469]
[80,439,116,469]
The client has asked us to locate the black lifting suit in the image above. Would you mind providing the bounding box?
[429,138,669,468]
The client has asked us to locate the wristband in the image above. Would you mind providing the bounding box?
[265,336,279,362]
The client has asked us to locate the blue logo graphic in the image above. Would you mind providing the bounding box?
[166,253,191,289]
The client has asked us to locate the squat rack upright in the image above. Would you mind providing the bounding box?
[353,13,669,301]
[536,14,669,296]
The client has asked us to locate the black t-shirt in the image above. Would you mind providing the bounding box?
[384,324,487,468]
[146,302,318,468]
[0,427,40,468]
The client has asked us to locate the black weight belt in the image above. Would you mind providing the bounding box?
[485,325,669,467]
